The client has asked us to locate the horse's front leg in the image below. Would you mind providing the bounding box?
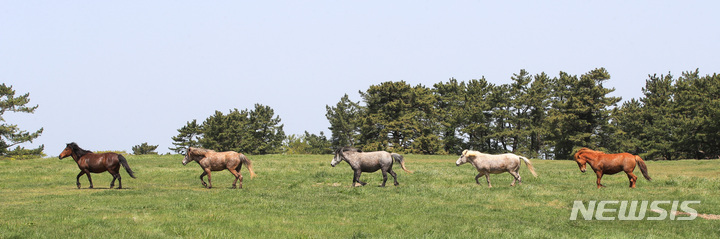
[352,170,365,187]
[595,171,606,188]
[199,171,209,188]
[485,173,492,188]
[76,171,86,189]
[85,171,94,189]
[380,169,388,187]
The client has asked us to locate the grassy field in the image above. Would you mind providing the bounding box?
[1,154,719,238]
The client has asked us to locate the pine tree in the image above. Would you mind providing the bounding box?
[169,119,203,154]
[0,83,44,156]
[359,81,440,153]
[640,73,676,160]
[132,142,159,155]
[546,68,620,159]
[325,94,362,148]
[433,78,467,154]
[460,78,495,152]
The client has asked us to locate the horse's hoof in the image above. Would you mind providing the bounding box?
[394,183,399,186]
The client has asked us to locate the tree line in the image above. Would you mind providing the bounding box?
[3,67,718,160]
[325,68,720,160]
[168,67,718,160]
[170,104,286,155]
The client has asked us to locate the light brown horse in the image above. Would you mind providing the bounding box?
[182,147,257,189]
[573,148,651,188]
[456,150,537,188]
[58,142,136,189]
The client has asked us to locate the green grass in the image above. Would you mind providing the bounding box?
[1,155,719,238]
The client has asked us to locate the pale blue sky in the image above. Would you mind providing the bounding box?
[2,1,718,154]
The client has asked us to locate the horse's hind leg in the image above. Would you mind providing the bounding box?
[229,169,243,189]
[380,170,388,187]
[109,168,121,189]
[110,173,118,189]
[389,169,399,186]
[116,174,123,189]
[509,171,522,186]
[626,172,638,188]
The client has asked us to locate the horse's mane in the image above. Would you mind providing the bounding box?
[335,146,362,155]
[67,142,92,158]
[462,149,484,157]
[188,147,214,156]
[576,148,603,155]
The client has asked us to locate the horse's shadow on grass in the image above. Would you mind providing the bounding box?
[74,187,133,190]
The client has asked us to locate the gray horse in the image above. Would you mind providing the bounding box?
[330,147,412,187]
[456,149,538,188]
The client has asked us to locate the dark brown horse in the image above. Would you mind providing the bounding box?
[573,148,651,188]
[59,142,136,189]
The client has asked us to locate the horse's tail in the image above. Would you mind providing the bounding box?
[391,153,413,174]
[519,156,538,177]
[239,154,257,179]
[118,155,136,179]
[635,155,651,181]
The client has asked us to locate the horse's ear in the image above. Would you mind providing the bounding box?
[461,149,468,156]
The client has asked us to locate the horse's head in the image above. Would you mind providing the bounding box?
[58,143,74,159]
[574,150,588,173]
[331,147,360,167]
[182,147,196,165]
[456,149,473,166]
[331,148,345,167]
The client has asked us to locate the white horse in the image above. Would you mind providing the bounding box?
[455,150,537,188]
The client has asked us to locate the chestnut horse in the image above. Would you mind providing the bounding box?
[573,148,651,188]
[58,142,136,189]
[182,147,257,189]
